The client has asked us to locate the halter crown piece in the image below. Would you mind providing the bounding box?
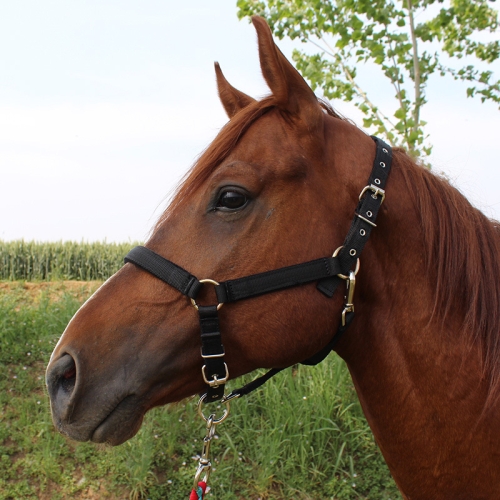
[124,136,392,497]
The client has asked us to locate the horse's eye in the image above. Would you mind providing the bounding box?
[216,190,248,210]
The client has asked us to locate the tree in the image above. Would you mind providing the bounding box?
[237,0,500,161]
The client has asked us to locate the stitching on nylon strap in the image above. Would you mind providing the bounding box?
[215,257,342,303]
[124,246,202,299]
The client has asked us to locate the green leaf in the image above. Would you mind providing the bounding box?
[394,108,406,120]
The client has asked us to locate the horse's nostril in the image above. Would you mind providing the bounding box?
[61,365,76,393]
[46,353,79,424]
[63,367,76,379]
[47,353,77,399]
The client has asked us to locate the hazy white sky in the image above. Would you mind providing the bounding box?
[1,1,499,242]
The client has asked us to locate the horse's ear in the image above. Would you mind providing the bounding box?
[252,16,320,122]
[215,62,256,118]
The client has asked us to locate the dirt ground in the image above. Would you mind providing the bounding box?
[0,280,102,301]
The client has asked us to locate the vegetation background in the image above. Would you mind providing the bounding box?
[0,241,400,499]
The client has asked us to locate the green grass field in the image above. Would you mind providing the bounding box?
[0,271,400,498]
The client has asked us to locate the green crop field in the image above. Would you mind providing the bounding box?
[0,240,138,281]
[0,242,399,499]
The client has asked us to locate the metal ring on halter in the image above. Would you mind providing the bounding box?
[332,246,361,280]
[197,393,231,424]
[190,279,224,311]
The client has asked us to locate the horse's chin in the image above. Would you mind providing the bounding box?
[52,394,146,446]
[90,395,145,446]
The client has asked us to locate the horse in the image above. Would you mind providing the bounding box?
[46,16,500,499]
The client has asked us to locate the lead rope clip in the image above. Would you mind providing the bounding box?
[190,394,231,499]
[341,270,356,326]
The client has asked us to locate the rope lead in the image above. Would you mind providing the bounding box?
[189,481,207,500]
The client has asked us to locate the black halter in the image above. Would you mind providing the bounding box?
[124,136,392,402]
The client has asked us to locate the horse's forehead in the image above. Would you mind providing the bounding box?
[227,111,317,167]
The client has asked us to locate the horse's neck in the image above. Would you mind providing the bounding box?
[336,160,500,498]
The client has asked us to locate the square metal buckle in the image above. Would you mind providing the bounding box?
[202,363,229,388]
[359,184,385,203]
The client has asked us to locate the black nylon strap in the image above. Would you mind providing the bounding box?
[301,310,354,365]
[368,136,392,187]
[317,137,392,296]
[198,305,227,401]
[215,256,342,303]
[228,368,284,399]
[124,246,202,299]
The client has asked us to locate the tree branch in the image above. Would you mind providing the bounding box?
[309,36,398,136]
[407,0,421,132]
[387,37,410,144]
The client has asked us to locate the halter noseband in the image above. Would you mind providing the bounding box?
[124,136,392,403]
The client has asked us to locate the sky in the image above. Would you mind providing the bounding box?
[1,1,499,242]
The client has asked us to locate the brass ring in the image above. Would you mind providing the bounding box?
[332,246,360,280]
[190,279,224,311]
[197,393,231,424]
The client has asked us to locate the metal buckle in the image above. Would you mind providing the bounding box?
[202,363,229,388]
[359,184,385,203]
[190,279,224,311]
[201,349,225,359]
[356,213,377,228]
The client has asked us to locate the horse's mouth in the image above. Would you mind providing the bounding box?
[90,395,145,446]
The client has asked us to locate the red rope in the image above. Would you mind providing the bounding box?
[189,481,207,500]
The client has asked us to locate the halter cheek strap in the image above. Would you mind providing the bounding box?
[124,136,392,402]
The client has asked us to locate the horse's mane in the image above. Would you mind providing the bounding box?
[396,149,500,392]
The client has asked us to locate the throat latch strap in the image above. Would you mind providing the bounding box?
[317,136,392,297]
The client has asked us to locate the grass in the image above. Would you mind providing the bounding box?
[0,281,400,499]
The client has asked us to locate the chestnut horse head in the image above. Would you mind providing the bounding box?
[46,16,500,499]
